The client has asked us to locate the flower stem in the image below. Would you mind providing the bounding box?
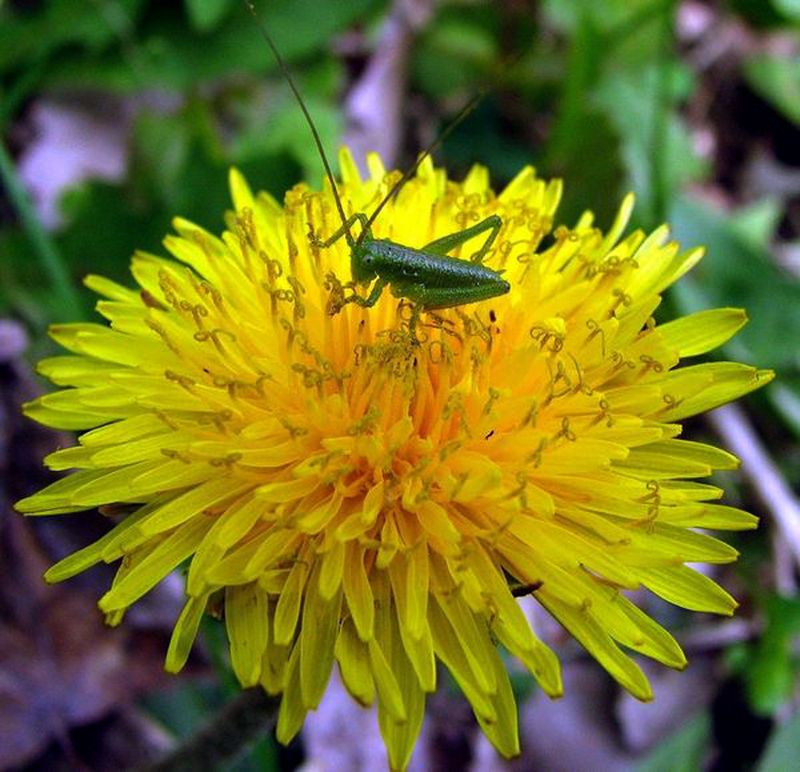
[143,688,280,772]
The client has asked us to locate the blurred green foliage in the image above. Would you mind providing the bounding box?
[2,0,800,767]
[634,711,712,772]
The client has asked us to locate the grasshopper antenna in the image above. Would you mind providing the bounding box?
[244,1,352,241]
[357,44,527,249]
[357,88,487,248]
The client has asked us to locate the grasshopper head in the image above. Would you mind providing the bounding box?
[351,242,378,284]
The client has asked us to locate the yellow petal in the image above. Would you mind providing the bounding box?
[639,565,738,615]
[657,308,747,357]
[226,583,268,687]
[165,593,209,673]
[299,567,341,708]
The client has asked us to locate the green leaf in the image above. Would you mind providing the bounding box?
[42,0,384,93]
[771,0,800,22]
[132,109,193,206]
[595,65,704,226]
[57,181,170,284]
[184,0,233,32]
[228,57,342,180]
[726,198,784,248]
[633,711,711,772]
[729,0,786,27]
[744,595,800,715]
[542,0,657,36]
[0,0,146,73]
[547,13,603,165]
[669,194,800,371]
[0,228,92,326]
[743,54,800,125]
[414,15,497,97]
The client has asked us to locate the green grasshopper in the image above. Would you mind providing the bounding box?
[246,2,510,317]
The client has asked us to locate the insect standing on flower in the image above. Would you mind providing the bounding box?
[245,2,511,322]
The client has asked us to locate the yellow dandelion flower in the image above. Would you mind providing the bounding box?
[17,149,773,769]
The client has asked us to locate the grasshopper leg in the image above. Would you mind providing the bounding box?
[391,277,509,311]
[348,277,388,308]
[421,214,502,264]
[327,278,388,315]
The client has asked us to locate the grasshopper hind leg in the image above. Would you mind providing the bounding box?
[395,277,510,311]
[421,214,502,264]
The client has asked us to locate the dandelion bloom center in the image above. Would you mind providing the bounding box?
[17,149,772,769]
